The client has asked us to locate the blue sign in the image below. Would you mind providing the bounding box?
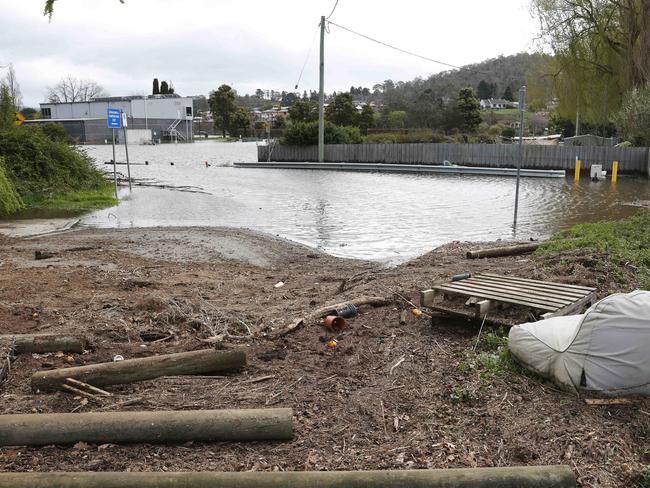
[107,108,122,129]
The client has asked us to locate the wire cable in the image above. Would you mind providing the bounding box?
[327,21,464,70]
[326,0,340,19]
[294,25,320,90]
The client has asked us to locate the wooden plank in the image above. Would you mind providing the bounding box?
[472,275,588,299]
[477,273,595,292]
[540,292,597,319]
[433,284,557,311]
[469,276,587,300]
[437,282,571,307]
[456,280,575,306]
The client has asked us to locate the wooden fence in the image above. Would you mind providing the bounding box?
[259,144,650,175]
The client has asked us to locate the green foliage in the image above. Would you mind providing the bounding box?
[0,84,16,132]
[501,127,516,138]
[325,92,357,126]
[0,157,23,217]
[288,99,318,123]
[282,121,361,146]
[450,384,472,404]
[477,80,496,99]
[381,110,407,129]
[614,82,650,146]
[536,212,650,289]
[40,123,73,144]
[641,465,650,488]
[152,78,159,95]
[502,86,514,101]
[532,0,649,125]
[19,107,40,120]
[0,125,106,198]
[357,105,376,134]
[209,85,239,137]
[228,107,251,138]
[456,87,481,133]
[364,130,449,144]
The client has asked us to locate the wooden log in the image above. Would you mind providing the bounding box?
[466,243,540,259]
[0,466,576,488]
[0,334,86,354]
[0,408,292,446]
[31,348,246,393]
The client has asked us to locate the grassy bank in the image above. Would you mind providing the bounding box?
[0,124,117,218]
[536,211,650,289]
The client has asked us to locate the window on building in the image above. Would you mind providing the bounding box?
[185,106,192,117]
[42,108,52,119]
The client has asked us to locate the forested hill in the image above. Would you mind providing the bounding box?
[374,52,550,103]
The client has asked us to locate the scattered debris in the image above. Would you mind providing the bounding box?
[34,250,55,260]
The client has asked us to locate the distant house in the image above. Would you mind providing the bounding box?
[251,107,290,123]
[480,98,518,110]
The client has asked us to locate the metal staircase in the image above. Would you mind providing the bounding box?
[162,117,186,142]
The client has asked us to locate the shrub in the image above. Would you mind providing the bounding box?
[281,120,362,146]
[0,125,106,197]
[502,127,516,138]
[0,157,23,217]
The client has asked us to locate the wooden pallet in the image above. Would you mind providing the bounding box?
[420,273,597,320]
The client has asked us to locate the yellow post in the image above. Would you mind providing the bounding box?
[574,159,581,182]
[612,160,618,184]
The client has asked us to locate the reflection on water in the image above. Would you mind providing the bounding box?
[82,141,650,262]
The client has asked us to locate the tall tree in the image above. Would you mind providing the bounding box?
[44,0,124,19]
[477,80,492,100]
[533,0,649,124]
[325,92,357,126]
[614,81,650,145]
[160,81,169,95]
[46,76,107,102]
[288,99,318,123]
[152,78,160,95]
[456,87,481,133]
[4,64,22,109]
[502,86,514,101]
[357,105,375,134]
[208,84,237,137]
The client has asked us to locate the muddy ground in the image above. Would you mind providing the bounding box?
[0,227,647,487]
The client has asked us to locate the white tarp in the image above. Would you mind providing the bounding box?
[509,290,650,396]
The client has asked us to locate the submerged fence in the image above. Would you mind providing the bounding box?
[258,144,650,175]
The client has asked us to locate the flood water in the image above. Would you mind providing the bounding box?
[82,141,649,262]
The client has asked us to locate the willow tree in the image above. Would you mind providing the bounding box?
[533,0,649,124]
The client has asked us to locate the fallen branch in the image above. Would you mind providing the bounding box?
[31,349,246,393]
[273,296,390,337]
[466,242,540,259]
[0,334,86,354]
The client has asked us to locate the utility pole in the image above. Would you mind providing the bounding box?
[318,15,325,163]
[513,85,526,229]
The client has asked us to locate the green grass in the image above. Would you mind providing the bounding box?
[19,183,117,216]
[641,465,650,488]
[536,212,650,289]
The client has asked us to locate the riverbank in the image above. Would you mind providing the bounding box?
[0,224,647,487]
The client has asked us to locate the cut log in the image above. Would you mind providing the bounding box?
[466,243,540,259]
[31,348,246,393]
[0,466,576,487]
[0,408,293,446]
[0,334,86,354]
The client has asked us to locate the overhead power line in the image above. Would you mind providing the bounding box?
[295,24,320,90]
[326,0,340,19]
[327,21,465,71]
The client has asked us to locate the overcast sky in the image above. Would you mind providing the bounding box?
[0,0,540,107]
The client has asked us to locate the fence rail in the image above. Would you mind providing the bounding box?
[258,144,650,175]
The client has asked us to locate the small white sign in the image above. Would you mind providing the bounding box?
[121,112,128,128]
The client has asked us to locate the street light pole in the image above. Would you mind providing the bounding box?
[513,85,526,229]
[318,15,325,163]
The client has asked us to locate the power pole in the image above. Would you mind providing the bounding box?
[318,15,325,163]
[513,85,526,229]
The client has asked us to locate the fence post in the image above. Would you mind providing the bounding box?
[574,158,581,182]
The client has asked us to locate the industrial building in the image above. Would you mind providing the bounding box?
[28,95,194,144]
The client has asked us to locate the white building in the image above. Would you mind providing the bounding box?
[36,95,194,143]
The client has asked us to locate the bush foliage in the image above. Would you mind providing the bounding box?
[0,125,106,197]
[282,121,362,146]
